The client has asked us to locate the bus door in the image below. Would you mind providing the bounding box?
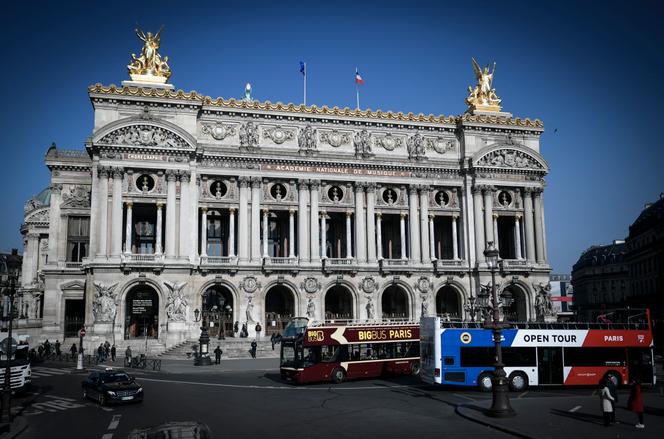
[627,348,655,385]
[537,347,563,385]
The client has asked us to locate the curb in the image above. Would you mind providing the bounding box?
[0,417,28,439]
[455,403,534,439]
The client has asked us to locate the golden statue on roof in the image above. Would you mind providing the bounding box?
[465,58,502,113]
[127,27,172,84]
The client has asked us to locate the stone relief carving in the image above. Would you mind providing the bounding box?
[24,198,44,214]
[263,125,294,145]
[239,121,259,150]
[407,133,426,160]
[301,277,321,294]
[245,297,255,323]
[164,280,188,322]
[320,130,350,148]
[60,185,91,208]
[427,137,455,154]
[476,149,544,169]
[421,296,429,317]
[416,277,431,294]
[306,298,316,319]
[99,125,189,149]
[353,130,373,158]
[240,276,261,294]
[25,209,49,224]
[201,122,237,141]
[93,282,118,323]
[375,133,403,152]
[533,282,556,320]
[366,298,375,319]
[298,125,317,155]
[359,277,378,294]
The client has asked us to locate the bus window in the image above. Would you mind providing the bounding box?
[502,348,537,366]
[460,347,495,367]
[564,347,626,367]
[320,346,339,363]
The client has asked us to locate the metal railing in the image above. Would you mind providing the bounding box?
[263,257,297,265]
[325,258,355,265]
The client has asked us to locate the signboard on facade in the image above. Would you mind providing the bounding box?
[261,163,412,178]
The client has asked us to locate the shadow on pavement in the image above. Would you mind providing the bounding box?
[550,408,603,426]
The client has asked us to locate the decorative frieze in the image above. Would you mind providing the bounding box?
[263,125,294,145]
[99,125,189,149]
[201,122,236,141]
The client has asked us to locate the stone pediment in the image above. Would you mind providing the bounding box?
[25,208,50,224]
[93,116,196,151]
[473,145,547,172]
[60,280,86,290]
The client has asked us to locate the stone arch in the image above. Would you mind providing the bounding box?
[116,277,166,332]
[472,143,549,173]
[379,281,414,320]
[499,281,531,322]
[92,116,197,150]
[122,282,162,340]
[435,284,463,320]
[198,279,240,321]
[199,279,239,338]
[323,284,355,321]
[262,281,300,335]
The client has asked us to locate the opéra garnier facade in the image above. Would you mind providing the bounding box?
[19,35,551,352]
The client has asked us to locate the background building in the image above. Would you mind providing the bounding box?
[548,273,573,320]
[17,33,551,353]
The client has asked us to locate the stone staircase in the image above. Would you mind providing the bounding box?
[158,338,279,360]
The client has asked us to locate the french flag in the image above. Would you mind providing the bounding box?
[355,68,364,85]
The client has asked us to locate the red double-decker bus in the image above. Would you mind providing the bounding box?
[280,318,420,384]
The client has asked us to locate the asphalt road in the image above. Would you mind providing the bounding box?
[6,362,663,439]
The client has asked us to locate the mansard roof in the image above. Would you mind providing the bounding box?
[573,241,628,271]
[628,194,664,238]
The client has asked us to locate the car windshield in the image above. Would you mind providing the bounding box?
[100,373,131,383]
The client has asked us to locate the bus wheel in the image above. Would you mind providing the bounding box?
[604,371,621,388]
[478,373,493,392]
[508,372,528,392]
[331,368,346,384]
[410,362,421,377]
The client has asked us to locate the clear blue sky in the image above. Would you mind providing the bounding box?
[1,0,662,273]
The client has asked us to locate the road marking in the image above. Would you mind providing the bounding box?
[452,393,477,402]
[518,391,529,398]
[107,414,122,430]
[569,405,582,412]
[101,434,113,439]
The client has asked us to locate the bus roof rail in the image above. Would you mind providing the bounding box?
[438,320,650,330]
[308,319,420,327]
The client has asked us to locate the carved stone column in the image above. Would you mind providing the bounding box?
[288,208,295,258]
[420,187,430,263]
[408,186,420,263]
[533,188,545,263]
[400,211,407,260]
[523,188,536,262]
[25,233,39,285]
[483,186,494,248]
[250,178,262,263]
[96,170,108,257]
[472,186,485,262]
[124,201,133,254]
[111,168,124,257]
[262,208,269,257]
[165,170,177,258]
[345,211,353,259]
[366,183,377,263]
[354,183,366,263]
[493,213,499,252]
[376,212,383,260]
[200,207,207,258]
[310,181,320,263]
[514,214,523,260]
[155,203,163,255]
[179,172,191,259]
[238,177,249,262]
[228,207,236,257]
[452,214,459,260]
[298,180,309,261]
[320,211,327,259]
[428,214,436,260]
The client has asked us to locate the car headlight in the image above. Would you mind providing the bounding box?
[137,387,143,393]
[107,391,116,396]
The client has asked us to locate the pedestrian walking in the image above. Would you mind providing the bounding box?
[270,333,276,351]
[125,346,133,367]
[241,323,248,338]
[44,339,51,357]
[111,344,117,362]
[250,339,257,359]
[599,378,615,427]
[55,340,62,360]
[233,321,239,336]
[606,377,619,423]
[214,345,223,364]
[70,343,77,360]
[255,322,262,340]
[627,380,645,429]
[97,344,104,363]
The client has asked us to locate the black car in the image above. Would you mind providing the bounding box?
[82,369,143,405]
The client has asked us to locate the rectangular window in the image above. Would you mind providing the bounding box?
[564,347,626,367]
[460,347,536,367]
[67,216,90,262]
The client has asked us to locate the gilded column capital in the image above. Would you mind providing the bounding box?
[375,211,382,219]
[400,211,408,219]
[492,213,499,220]
[201,206,208,213]
[288,208,296,215]
[346,210,353,218]
[515,213,522,220]
[452,213,460,220]
[156,202,163,209]
[229,207,236,213]
[262,207,269,215]
[125,201,133,208]
[319,210,327,218]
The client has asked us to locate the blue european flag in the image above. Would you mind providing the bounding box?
[299,61,306,76]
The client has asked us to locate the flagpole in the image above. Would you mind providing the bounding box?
[303,62,307,106]
[355,66,360,110]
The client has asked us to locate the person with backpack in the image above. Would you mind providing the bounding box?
[250,339,257,359]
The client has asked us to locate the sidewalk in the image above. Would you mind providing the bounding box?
[0,417,28,439]
[456,390,664,438]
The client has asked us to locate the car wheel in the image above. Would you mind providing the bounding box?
[82,388,88,400]
[331,368,346,384]
[605,371,621,388]
[410,362,421,377]
[508,372,528,392]
[99,394,106,406]
[478,373,493,392]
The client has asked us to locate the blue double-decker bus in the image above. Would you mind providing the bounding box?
[420,315,654,391]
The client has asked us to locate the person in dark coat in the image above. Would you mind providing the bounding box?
[214,345,223,364]
[97,344,104,363]
[270,333,276,350]
[70,343,77,360]
[606,377,619,423]
[250,340,257,359]
[111,345,117,362]
[54,340,61,359]
[233,321,239,336]
[628,380,645,429]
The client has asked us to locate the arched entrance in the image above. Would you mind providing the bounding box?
[436,286,462,320]
[202,285,234,338]
[324,286,353,321]
[264,285,295,335]
[502,285,528,322]
[124,285,159,340]
[382,285,409,319]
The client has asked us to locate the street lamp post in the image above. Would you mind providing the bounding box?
[193,308,212,366]
[1,249,21,423]
[483,242,515,418]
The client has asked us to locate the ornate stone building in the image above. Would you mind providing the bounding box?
[18,33,551,352]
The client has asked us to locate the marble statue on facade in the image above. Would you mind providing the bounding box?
[127,27,172,82]
[306,298,316,319]
[534,282,555,321]
[93,282,118,323]
[245,297,255,323]
[421,299,429,318]
[239,121,259,149]
[164,281,188,321]
[366,298,375,320]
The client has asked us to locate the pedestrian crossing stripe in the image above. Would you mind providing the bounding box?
[31,367,73,378]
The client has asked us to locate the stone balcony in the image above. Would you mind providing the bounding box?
[499,259,532,272]
[322,257,358,274]
[379,258,411,274]
[434,259,468,274]
[262,256,299,274]
[200,255,238,274]
[119,253,165,273]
